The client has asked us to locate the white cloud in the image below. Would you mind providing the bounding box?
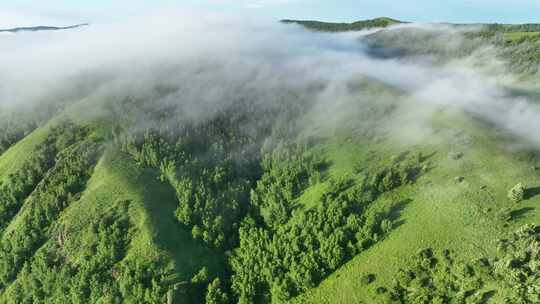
[2,9,540,148]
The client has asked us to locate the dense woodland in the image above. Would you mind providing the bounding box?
[9,204,169,303]
[0,124,98,288]
[113,93,428,303]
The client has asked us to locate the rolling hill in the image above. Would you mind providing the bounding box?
[281,17,404,32]
[2,17,540,304]
[0,23,88,33]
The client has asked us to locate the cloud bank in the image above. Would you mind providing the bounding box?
[1,9,540,147]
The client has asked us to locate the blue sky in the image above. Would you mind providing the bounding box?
[4,0,540,26]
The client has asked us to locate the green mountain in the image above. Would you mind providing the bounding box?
[0,24,88,33]
[281,17,404,32]
[3,18,540,304]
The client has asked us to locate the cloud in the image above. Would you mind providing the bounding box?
[1,8,540,148]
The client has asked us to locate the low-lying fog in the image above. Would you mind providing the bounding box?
[2,9,540,146]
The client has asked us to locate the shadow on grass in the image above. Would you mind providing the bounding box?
[510,207,535,221]
[388,199,412,230]
[526,186,540,200]
[139,167,226,279]
[138,167,230,302]
[420,151,437,163]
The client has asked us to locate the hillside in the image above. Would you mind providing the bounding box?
[281,17,403,32]
[2,16,540,304]
[0,23,88,33]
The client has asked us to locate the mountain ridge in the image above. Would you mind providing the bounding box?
[0,23,89,33]
[281,17,404,32]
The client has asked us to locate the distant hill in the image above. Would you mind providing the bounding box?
[0,23,88,33]
[281,17,404,32]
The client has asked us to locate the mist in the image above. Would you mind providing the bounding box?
[2,9,540,147]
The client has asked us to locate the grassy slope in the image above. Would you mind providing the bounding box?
[0,124,50,184]
[0,95,227,298]
[2,147,225,298]
[0,96,105,184]
[3,75,540,304]
[55,149,225,281]
[504,31,540,43]
[294,99,540,303]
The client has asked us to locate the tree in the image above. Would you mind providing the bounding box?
[508,183,525,203]
[205,278,229,304]
[192,267,210,285]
